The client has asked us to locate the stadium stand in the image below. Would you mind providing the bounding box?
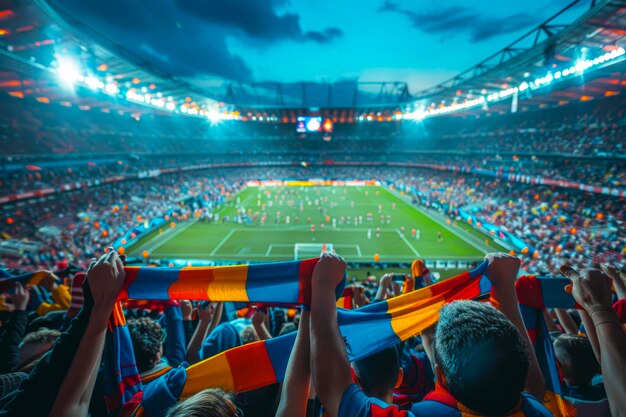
[0,0,625,416]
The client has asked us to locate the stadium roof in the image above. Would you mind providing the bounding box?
[0,0,624,119]
[407,0,626,117]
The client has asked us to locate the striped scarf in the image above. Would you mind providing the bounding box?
[515,276,578,417]
[130,261,490,416]
[104,302,143,417]
[119,258,346,304]
[110,260,578,417]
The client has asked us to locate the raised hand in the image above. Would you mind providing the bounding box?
[601,264,621,281]
[251,308,267,327]
[196,301,218,322]
[12,282,30,311]
[86,250,126,312]
[390,281,402,297]
[485,252,521,288]
[560,265,612,313]
[352,284,367,308]
[180,300,193,321]
[601,264,626,299]
[312,252,346,289]
[375,273,393,300]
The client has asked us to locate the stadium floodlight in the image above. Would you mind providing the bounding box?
[56,57,82,86]
[403,109,426,121]
[84,76,100,91]
[126,90,145,103]
[104,83,119,95]
[207,108,222,124]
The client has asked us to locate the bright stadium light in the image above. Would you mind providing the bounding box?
[56,57,82,86]
[84,76,100,90]
[104,83,119,95]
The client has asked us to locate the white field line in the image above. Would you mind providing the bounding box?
[266,243,362,257]
[397,229,421,257]
[148,219,198,252]
[209,228,238,256]
[152,252,482,260]
[412,206,490,254]
[385,187,490,254]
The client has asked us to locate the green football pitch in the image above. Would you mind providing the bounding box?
[128,185,504,267]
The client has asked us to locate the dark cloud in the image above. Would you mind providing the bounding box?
[47,0,342,84]
[378,1,537,42]
[48,0,254,82]
[175,0,343,43]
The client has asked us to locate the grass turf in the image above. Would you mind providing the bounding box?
[128,185,504,266]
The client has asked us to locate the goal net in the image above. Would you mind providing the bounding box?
[294,243,334,260]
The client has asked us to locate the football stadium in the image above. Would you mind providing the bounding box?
[0,0,625,416]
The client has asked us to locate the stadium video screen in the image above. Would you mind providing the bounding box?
[296,116,333,133]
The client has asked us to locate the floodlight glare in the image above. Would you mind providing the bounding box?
[56,57,81,86]
[104,83,119,95]
[84,76,100,90]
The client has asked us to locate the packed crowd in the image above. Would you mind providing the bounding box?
[0,250,624,417]
[2,93,625,157]
[398,170,625,274]
[1,165,624,276]
[2,151,624,205]
[437,97,626,156]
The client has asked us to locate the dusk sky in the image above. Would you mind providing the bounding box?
[49,0,586,94]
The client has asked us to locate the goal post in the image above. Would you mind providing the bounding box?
[294,243,334,260]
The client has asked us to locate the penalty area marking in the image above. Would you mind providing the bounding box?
[148,219,198,253]
[266,243,362,257]
[209,228,238,256]
[397,229,421,258]
[386,187,490,255]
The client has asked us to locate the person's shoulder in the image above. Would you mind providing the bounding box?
[410,400,459,417]
[519,392,555,417]
[340,384,414,417]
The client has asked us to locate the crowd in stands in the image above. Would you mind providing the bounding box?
[2,93,625,157]
[0,249,624,417]
[1,165,624,276]
[1,152,624,201]
[438,94,626,156]
[398,170,625,274]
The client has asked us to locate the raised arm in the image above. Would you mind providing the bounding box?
[554,309,578,335]
[486,253,545,400]
[275,310,310,417]
[252,309,272,341]
[579,309,602,361]
[50,250,126,417]
[162,303,186,367]
[562,266,626,417]
[0,283,30,374]
[374,274,392,301]
[420,324,436,374]
[602,265,626,300]
[186,302,222,364]
[310,252,351,417]
[542,309,559,333]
